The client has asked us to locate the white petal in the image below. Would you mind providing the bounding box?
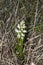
[23,30,27,33]
[15,28,19,33]
[21,33,25,37]
[17,24,20,29]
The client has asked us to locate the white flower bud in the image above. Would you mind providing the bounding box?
[20,20,25,26]
[21,37,24,39]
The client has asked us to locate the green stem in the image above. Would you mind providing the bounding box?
[16,38,24,59]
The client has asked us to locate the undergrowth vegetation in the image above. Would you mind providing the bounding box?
[0,0,43,65]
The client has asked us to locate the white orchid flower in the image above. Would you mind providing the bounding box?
[15,20,27,59]
[15,20,26,39]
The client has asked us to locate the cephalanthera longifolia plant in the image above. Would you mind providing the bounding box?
[15,20,26,59]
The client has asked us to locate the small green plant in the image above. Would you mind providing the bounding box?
[15,20,26,59]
